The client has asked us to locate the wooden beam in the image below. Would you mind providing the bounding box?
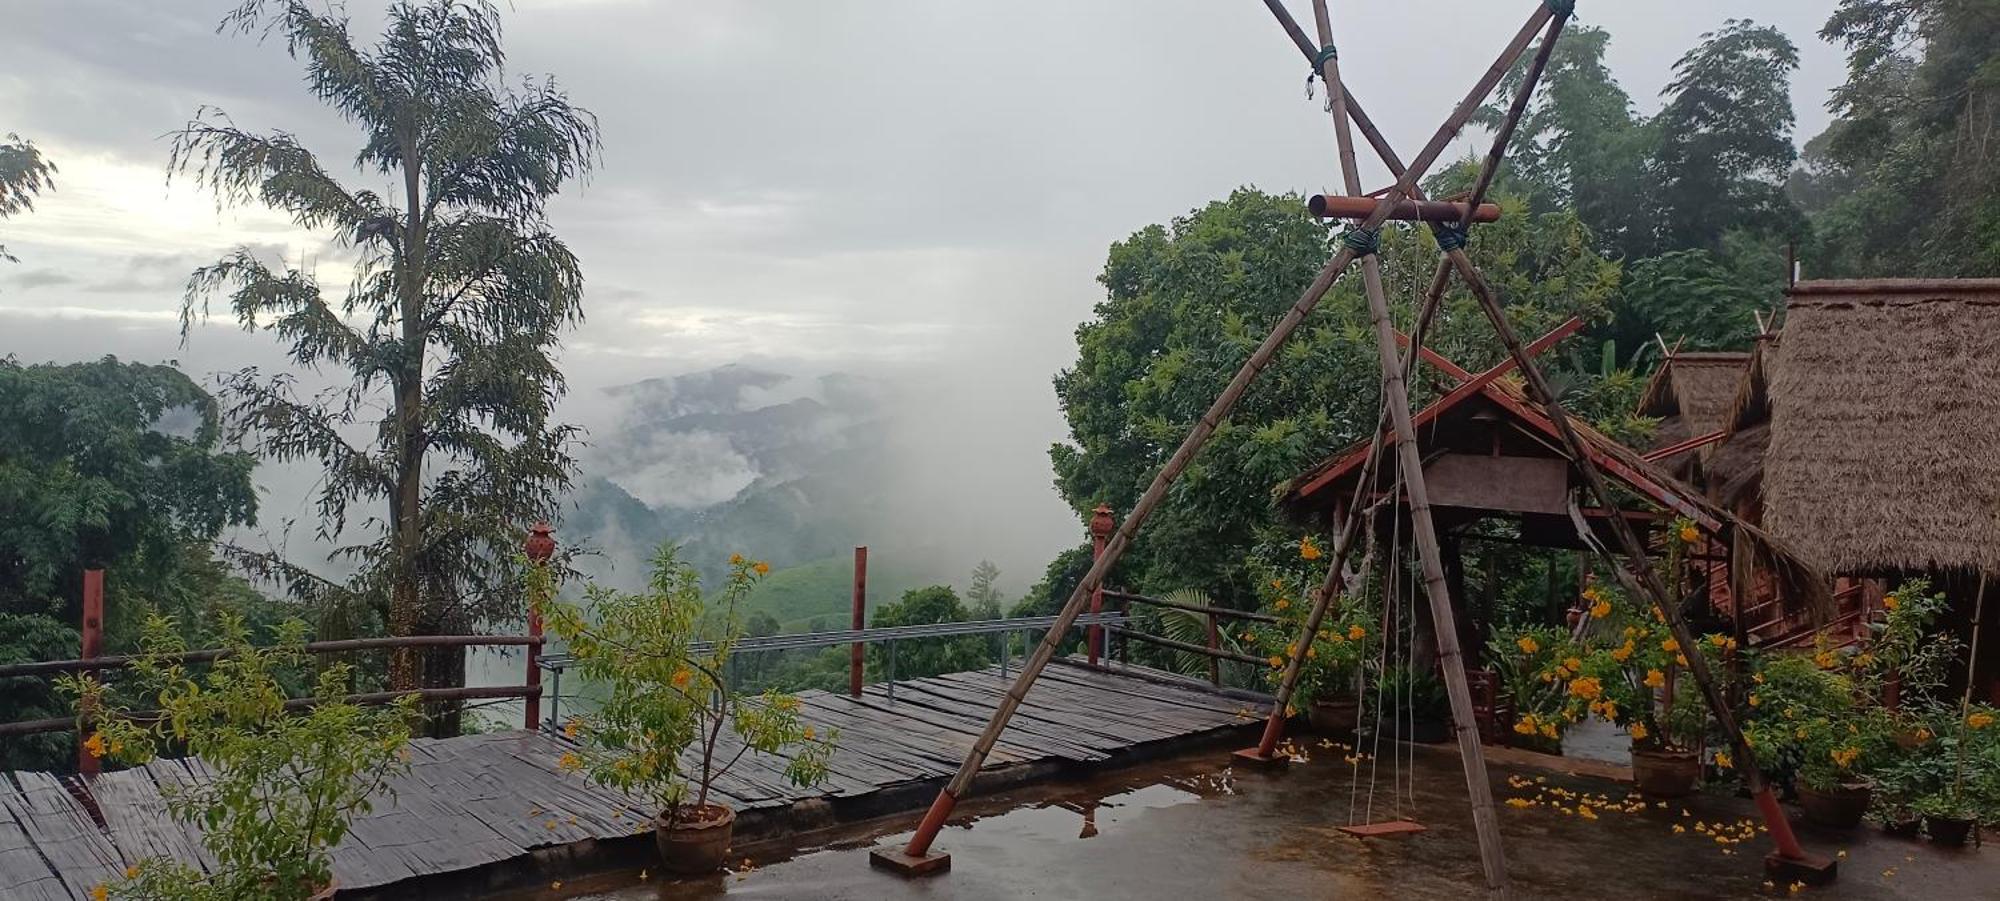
[1643,428,1728,462]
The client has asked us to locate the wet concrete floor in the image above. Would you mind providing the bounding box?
[528,738,1997,900]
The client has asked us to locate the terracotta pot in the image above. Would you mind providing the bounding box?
[656,804,736,875]
[1631,748,1701,798]
[1308,698,1360,735]
[1796,783,1873,830]
[309,883,335,901]
[1924,815,1976,846]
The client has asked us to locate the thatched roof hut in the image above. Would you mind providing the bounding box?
[1636,350,1751,478]
[1761,279,2000,575]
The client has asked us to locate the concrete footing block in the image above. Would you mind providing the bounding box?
[870,845,951,877]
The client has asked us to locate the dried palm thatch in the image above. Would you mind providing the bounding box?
[1636,350,1751,476]
[1763,280,2000,575]
[1705,336,1779,511]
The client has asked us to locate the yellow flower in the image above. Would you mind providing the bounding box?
[563,717,581,738]
[1517,635,1540,654]
[1514,717,1538,736]
[1753,673,1765,684]
[1679,524,1700,544]
[1611,641,1634,663]
[1882,595,1899,611]
[1715,751,1732,769]
[729,553,744,565]
[1914,727,1933,743]
[559,752,582,772]
[1577,805,1598,820]
[1830,747,1860,769]
[753,561,770,575]
[83,732,106,759]
[1274,598,1291,611]
[1709,634,1729,648]
[92,885,108,901]
[1348,625,1366,641]
[673,668,693,688]
[1969,712,1995,730]
[1644,669,1665,689]
[1748,694,1761,707]
[1589,599,1612,619]
[1628,722,1649,741]
[1814,650,1838,669]
[1661,638,1680,653]
[1676,653,1690,668]
[1300,537,1323,560]
[1540,722,1559,740]
[1568,677,1603,700]
[1564,657,1584,673]
[1307,647,1317,659]
[1505,797,1532,808]
[803,726,816,741]
[1268,656,1284,669]
[124,865,139,879]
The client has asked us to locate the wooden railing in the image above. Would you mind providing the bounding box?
[1100,589,1276,688]
[0,635,544,741]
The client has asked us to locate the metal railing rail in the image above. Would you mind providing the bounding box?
[532,612,1129,731]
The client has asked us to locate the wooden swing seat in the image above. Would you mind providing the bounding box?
[1339,820,1427,837]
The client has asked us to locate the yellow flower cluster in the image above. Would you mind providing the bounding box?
[558,751,583,772]
[1830,746,1861,769]
[1813,650,1839,669]
[1678,524,1700,544]
[1643,669,1666,689]
[1627,721,1648,741]
[1882,594,1900,611]
[1969,712,1995,730]
[1516,635,1539,654]
[1512,714,1560,740]
[1348,624,1366,641]
[1567,676,1603,701]
[1300,537,1322,560]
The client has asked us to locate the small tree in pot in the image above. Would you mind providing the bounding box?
[61,613,415,900]
[541,545,835,875]
[1245,535,1377,732]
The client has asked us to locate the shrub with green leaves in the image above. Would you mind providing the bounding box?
[61,613,413,900]
[540,544,835,823]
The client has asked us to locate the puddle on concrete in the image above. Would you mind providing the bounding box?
[512,741,1997,901]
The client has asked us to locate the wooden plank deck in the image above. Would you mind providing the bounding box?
[0,661,1260,897]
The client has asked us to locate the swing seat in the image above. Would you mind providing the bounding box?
[1339,820,1427,837]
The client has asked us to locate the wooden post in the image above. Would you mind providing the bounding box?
[851,546,868,698]
[522,522,556,732]
[1295,3,1560,895]
[78,568,104,777]
[1089,505,1113,667]
[1206,611,1221,688]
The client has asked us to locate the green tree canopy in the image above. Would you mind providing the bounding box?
[0,356,260,769]
[1049,188,1619,608]
[1800,0,2000,275]
[175,0,600,732]
[1650,20,1804,255]
[0,132,56,265]
[868,584,991,681]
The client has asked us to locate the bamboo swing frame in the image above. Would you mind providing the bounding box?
[881,1,1834,895]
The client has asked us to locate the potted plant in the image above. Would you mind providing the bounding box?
[1487,624,1572,756]
[61,613,414,901]
[1368,663,1452,744]
[1242,535,1376,734]
[541,545,836,875]
[1876,704,1997,846]
[1744,652,1894,829]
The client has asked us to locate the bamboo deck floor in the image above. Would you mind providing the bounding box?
[0,661,1260,898]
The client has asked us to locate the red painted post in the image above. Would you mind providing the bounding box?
[1088,505,1114,667]
[78,569,104,776]
[523,522,556,732]
[851,546,868,698]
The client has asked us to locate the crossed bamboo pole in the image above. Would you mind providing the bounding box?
[894,5,1557,882]
[1262,0,1826,877]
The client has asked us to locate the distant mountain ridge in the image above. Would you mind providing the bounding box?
[565,364,957,611]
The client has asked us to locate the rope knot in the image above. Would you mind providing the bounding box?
[1342,227,1381,257]
[1430,222,1469,252]
[1544,0,1576,15]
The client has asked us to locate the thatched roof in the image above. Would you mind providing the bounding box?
[1636,350,1751,476]
[1762,279,2000,575]
[1705,336,1779,511]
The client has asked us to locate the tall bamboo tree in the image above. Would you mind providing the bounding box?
[176,0,598,734]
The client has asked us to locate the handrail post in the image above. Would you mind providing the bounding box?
[1206,611,1221,687]
[1088,505,1114,666]
[78,568,104,777]
[851,546,868,698]
[523,522,556,733]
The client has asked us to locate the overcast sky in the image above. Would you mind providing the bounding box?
[0,1,1847,581]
